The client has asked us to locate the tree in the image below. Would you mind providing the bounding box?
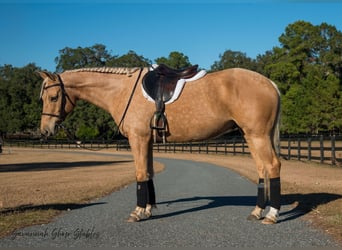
[211,50,257,72]
[155,51,192,69]
[255,21,342,134]
[55,44,112,72]
[76,124,99,140]
[106,50,151,67]
[282,65,340,134]
[279,21,342,77]
[0,64,42,134]
[265,60,301,95]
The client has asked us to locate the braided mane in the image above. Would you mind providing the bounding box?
[66,67,140,76]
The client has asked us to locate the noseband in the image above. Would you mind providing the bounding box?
[41,75,75,121]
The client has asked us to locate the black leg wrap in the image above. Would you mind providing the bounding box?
[136,180,156,208]
[270,177,281,210]
[147,179,156,205]
[137,181,148,208]
[256,178,267,209]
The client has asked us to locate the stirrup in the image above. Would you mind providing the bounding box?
[150,112,168,143]
[150,111,167,130]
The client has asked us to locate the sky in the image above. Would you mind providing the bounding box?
[0,1,341,71]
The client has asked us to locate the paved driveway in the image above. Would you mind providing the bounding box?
[0,157,339,247]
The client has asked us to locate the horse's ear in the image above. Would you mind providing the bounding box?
[37,71,58,81]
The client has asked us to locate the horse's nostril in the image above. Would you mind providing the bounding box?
[40,128,50,137]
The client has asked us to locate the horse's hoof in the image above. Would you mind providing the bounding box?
[247,206,263,221]
[127,206,152,223]
[127,215,139,223]
[247,214,261,221]
[262,207,279,224]
[261,216,277,224]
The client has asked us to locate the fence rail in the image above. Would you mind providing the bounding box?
[2,135,342,166]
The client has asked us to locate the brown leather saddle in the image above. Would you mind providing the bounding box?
[142,64,199,143]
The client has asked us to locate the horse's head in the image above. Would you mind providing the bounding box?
[38,71,75,137]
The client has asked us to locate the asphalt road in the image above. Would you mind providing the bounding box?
[0,156,340,247]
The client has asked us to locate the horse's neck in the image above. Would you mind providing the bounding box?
[61,72,133,119]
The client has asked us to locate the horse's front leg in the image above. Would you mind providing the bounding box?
[127,134,156,222]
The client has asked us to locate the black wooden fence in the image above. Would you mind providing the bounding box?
[2,135,342,166]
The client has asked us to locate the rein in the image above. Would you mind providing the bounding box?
[115,67,143,134]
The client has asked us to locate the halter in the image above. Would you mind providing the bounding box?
[40,74,75,121]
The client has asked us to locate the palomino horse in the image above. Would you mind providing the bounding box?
[39,66,281,224]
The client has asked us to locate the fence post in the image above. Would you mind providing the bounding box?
[233,137,236,155]
[331,135,336,165]
[287,137,291,160]
[224,140,227,155]
[320,135,324,164]
[297,137,301,161]
[307,137,311,161]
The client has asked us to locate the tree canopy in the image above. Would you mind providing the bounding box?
[155,51,192,69]
[1,20,341,138]
[260,21,342,134]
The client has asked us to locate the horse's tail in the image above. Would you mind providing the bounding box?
[271,80,281,157]
[264,80,281,204]
[273,103,281,157]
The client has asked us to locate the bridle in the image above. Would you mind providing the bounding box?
[40,68,143,147]
[40,74,75,121]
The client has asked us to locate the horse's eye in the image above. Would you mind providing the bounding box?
[50,95,59,102]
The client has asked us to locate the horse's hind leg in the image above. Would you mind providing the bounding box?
[245,134,281,224]
[127,134,156,222]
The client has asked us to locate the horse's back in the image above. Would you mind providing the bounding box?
[158,68,279,141]
[201,67,279,109]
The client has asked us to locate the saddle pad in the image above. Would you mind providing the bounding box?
[141,68,207,105]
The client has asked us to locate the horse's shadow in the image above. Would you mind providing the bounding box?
[0,160,133,172]
[0,202,106,216]
[154,193,342,223]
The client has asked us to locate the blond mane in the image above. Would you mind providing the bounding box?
[66,67,140,76]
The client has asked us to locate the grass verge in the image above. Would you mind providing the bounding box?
[0,148,164,238]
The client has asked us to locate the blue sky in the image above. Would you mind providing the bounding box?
[0,1,341,71]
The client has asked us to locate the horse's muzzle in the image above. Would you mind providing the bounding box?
[40,128,53,138]
[40,123,58,137]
